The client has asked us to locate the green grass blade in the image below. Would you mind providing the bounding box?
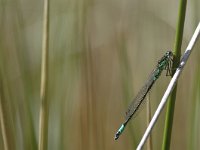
[39,0,50,149]
[162,0,187,149]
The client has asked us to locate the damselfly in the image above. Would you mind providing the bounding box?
[114,51,173,140]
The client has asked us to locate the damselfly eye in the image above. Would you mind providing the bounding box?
[166,51,173,57]
[166,51,170,55]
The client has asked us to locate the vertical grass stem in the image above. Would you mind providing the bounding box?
[162,0,187,149]
[39,0,50,150]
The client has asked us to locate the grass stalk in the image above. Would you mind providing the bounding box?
[0,72,9,150]
[162,0,187,149]
[0,68,16,150]
[39,0,50,150]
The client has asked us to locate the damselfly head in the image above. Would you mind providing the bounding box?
[166,51,173,57]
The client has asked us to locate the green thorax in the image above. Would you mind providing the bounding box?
[153,56,170,80]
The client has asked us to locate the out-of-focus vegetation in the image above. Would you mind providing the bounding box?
[0,0,199,150]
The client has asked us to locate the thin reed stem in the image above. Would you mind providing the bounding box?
[39,0,50,150]
[0,73,9,150]
[162,0,187,149]
[0,69,16,150]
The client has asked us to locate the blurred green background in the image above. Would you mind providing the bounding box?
[0,0,200,150]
